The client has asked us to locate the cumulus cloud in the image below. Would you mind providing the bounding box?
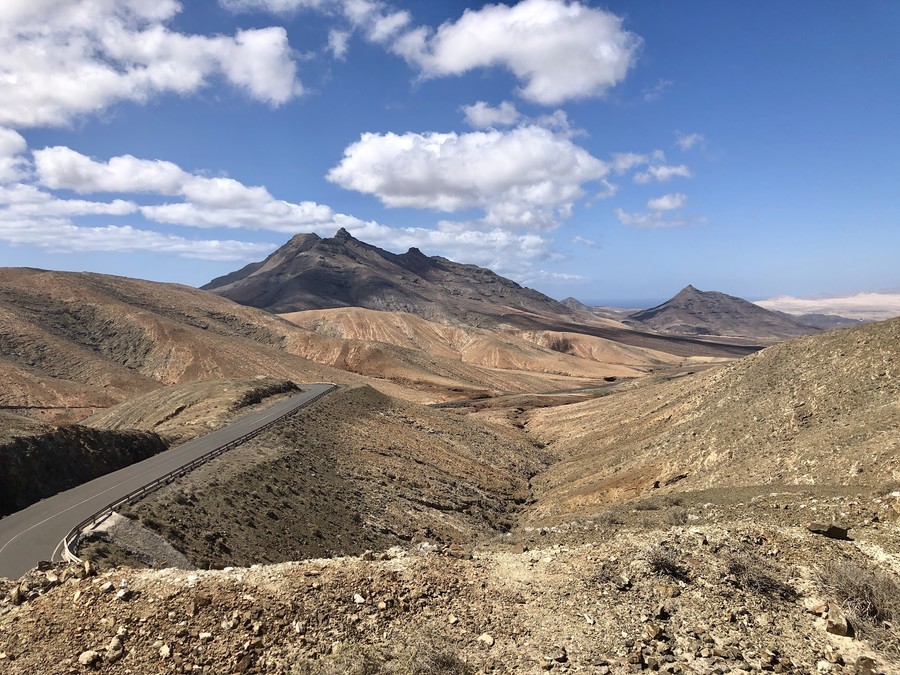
[328,29,351,59]
[610,150,662,174]
[614,208,687,229]
[616,190,689,229]
[0,128,30,183]
[34,146,359,233]
[0,180,276,261]
[341,218,555,279]
[34,147,187,194]
[327,125,608,230]
[675,132,704,150]
[0,0,301,127]
[394,0,640,105]
[634,163,692,184]
[646,193,686,211]
[462,101,521,129]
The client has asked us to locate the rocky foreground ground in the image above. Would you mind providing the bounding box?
[1,485,898,674]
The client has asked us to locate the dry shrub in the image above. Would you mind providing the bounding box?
[665,507,689,526]
[547,336,574,354]
[595,509,624,527]
[820,560,900,656]
[646,545,689,581]
[726,554,796,600]
[292,638,471,675]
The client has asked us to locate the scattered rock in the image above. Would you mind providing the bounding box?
[807,522,850,540]
[78,650,101,667]
[615,574,632,591]
[477,633,495,648]
[825,605,852,637]
[106,636,124,663]
[855,656,877,675]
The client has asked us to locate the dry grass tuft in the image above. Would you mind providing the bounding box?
[726,554,796,600]
[646,545,690,581]
[820,560,900,656]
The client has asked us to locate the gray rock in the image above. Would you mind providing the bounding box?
[78,650,101,666]
[825,605,852,637]
[807,522,850,540]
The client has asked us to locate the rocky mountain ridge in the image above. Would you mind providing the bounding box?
[203,229,573,325]
[626,284,821,343]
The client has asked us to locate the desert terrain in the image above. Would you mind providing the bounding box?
[0,247,897,674]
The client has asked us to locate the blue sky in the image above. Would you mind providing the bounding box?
[0,1,897,306]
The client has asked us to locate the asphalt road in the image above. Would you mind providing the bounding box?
[0,383,335,580]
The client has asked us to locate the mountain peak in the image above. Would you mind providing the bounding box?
[203,231,570,322]
[627,285,819,343]
[332,227,354,242]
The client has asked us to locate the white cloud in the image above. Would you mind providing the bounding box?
[34,147,187,194]
[642,78,672,102]
[0,181,276,261]
[675,132,704,150]
[394,0,641,105]
[219,0,328,12]
[0,184,137,217]
[0,0,301,128]
[328,29,351,59]
[327,125,608,230]
[0,218,276,260]
[462,101,521,129]
[611,151,654,174]
[571,235,598,248]
[340,218,555,279]
[0,127,29,183]
[34,146,357,233]
[634,164,692,184]
[615,208,687,229]
[646,193,686,211]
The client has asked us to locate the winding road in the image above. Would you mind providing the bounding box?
[0,383,335,579]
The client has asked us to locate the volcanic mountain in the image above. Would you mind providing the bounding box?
[202,228,573,325]
[626,284,819,343]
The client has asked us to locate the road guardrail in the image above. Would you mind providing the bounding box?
[60,384,336,564]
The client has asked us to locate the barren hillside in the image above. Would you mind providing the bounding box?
[525,317,900,522]
[0,269,353,412]
[627,284,819,343]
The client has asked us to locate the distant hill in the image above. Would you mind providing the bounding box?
[527,314,900,514]
[203,228,573,325]
[625,284,820,343]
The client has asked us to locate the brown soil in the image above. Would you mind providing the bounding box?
[118,386,547,570]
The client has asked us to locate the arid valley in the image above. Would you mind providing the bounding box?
[0,230,897,674]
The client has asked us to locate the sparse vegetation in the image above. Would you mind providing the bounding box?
[547,336,574,354]
[726,554,796,600]
[646,545,689,580]
[292,639,471,675]
[820,560,900,656]
[232,380,299,410]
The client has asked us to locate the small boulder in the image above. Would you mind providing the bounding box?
[78,650,101,667]
[477,633,495,648]
[808,522,850,540]
[825,605,852,637]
